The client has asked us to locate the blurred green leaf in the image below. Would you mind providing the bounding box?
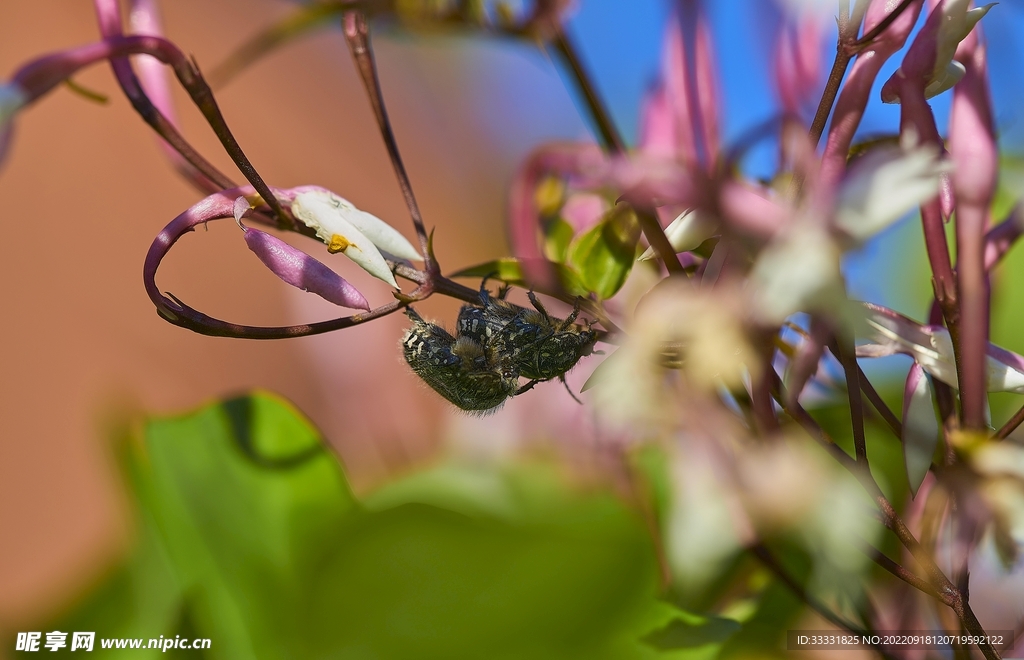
[451,257,589,297]
[543,217,576,263]
[642,613,740,653]
[567,206,641,300]
[994,153,1024,220]
[715,546,810,659]
[46,391,685,659]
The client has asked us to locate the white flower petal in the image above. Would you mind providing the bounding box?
[937,1,991,81]
[750,226,843,323]
[986,353,1024,394]
[349,208,422,261]
[924,61,966,100]
[933,1,995,84]
[836,144,951,240]
[291,191,398,287]
[292,189,421,262]
[637,209,717,261]
[858,304,1024,394]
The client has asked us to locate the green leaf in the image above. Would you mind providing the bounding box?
[567,206,641,300]
[450,257,589,297]
[129,391,360,659]
[642,614,740,652]
[543,217,576,263]
[46,392,679,660]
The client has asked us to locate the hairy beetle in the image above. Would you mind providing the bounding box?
[402,307,520,413]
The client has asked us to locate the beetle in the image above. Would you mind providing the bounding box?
[456,282,599,387]
[402,307,520,413]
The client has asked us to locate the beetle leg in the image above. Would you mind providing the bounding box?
[515,379,540,396]
[560,375,583,405]
[527,291,552,323]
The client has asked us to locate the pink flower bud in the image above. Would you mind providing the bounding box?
[243,227,370,311]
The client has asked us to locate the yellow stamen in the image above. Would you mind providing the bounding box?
[328,234,351,254]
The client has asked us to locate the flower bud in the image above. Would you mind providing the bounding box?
[881,0,994,103]
[242,226,370,311]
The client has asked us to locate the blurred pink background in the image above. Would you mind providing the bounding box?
[0,0,593,633]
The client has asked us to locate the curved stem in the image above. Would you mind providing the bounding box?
[994,404,1024,440]
[93,0,233,193]
[833,335,868,464]
[851,0,918,48]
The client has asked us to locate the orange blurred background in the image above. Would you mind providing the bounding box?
[0,0,592,632]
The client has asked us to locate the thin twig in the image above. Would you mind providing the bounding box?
[343,12,435,273]
[851,0,919,48]
[808,28,852,148]
[833,336,868,464]
[857,367,903,439]
[859,541,939,598]
[549,26,626,155]
[994,403,1024,440]
[95,3,235,193]
[751,543,897,660]
[775,375,1001,659]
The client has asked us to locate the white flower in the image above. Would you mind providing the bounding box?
[749,223,844,324]
[835,141,952,241]
[856,303,1024,393]
[290,189,422,288]
[637,209,717,261]
[926,0,994,98]
[882,0,995,103]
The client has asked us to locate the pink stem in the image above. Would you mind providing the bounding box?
[950,32,997,431]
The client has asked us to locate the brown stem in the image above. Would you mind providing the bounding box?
[805,0,866,149]
[859,541,940,598]
[96,5,235,193]
[636,210,687,276]
[851,0,919,48]
[857,367,903,439]
[809,50,851,149]
[343,12,435,273]
[833,336,868,464]
[994,403,1024,440]
[773,373,1000,659]
[549,26,626,155]
[751,543,896,659]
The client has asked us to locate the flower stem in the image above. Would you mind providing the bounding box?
[343,12,435,274]
[549,24,685,275]
[549,26,625,155]
[772,373,1001,660]
[751,542,895,659]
